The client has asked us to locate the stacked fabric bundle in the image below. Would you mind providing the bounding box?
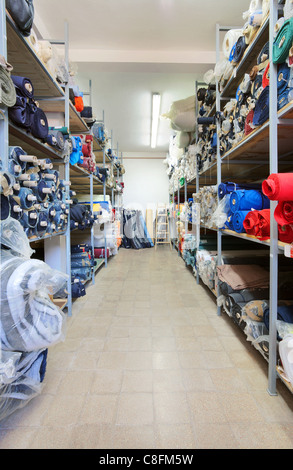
[71,244,96,284]
[121,209,154,250]
[262,172,293,243]
[92,123,106,146]
[182,234,197,268]
[2,151,70,238]
[69,135,83,166]
[8,75,49,141]
[69,85,84,113]
[0,218,68,421]
[196,250,218,290]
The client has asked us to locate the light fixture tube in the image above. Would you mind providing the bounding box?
[151,93,161,148]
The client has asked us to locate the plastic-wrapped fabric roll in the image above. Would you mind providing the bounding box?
[253,86,270,126]
[230,189,270,213]
[231,36,247,64]
[284,0,293,20]
[273,18,293,64]
[0,66,16,107]
[223,29,243,59]
[278,223,293,242]
[274,201,293,225]
[262,173,293,200]
[20,209,38,230]
[232,211,250,233]
[30,107,48,140]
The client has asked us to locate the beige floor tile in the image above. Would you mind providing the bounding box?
[155,424,196,449]
[154,392,190,424]
[194,422,239,449]
[111,425,156,449]
[79,394,118,425]
[91,369,123,394]
[116,393,154,425]
[122,370,153,392]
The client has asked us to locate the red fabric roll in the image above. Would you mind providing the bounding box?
[274,201,293,225]
[262,62,270,88]
[94,248,110,258]
[243,210,259,235]
[262,173,293,201]
[257,209,271,240]
[278,224,293,243]
[243,209,270,240]
[74,96,84,112]
[82,143,91,157]
[244,109,255,136]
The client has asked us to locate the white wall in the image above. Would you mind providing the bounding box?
[122,154,169,220]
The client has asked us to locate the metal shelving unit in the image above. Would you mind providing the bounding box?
[178,0,293,397]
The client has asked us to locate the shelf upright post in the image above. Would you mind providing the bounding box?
[0,0,9,172]
[64,20,72,316]
[102,111,107,267]
[177,178,180,256]
[216,23,222,316]
[268,0,279,396]
[90,173,95,285]
[195,81,200,284]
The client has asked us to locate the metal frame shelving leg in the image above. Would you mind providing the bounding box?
[268,0,279,396]
[0,0,8,172]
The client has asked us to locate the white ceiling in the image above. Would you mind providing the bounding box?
[33,0,251,156]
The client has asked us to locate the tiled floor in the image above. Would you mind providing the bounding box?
[1,246,293,449]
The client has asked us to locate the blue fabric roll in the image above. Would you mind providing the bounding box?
[1,195,10,220]
[230,189,270,213]
[253,86,270,126]
[278,87,293,110]
[11,76,34,99]
[232,211,250,233]
[30,107,48,140]
[9,196,22,220]
[225,210,234,230]
[70,136,83,165]
[16,187,35,209]
[9,146,27,171]
[218,181,262,198]
[20,209,38,229]
[8,104,31,129]
[278,63,291,94]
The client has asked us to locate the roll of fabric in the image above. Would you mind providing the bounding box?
[9,146,27,172]
[230,189,270,213]
[223,29,243,59]
[8,103,31,129]
[0,66,17,107]
[262,173,293,200]
[251,72,264,99]
[257,41,270,65]
[231,36,247,64]
[278,223,293,243]
[274,201,293,225]
[244,109,255,135]
[29,107,48,140]
[20,209,38,229]
[263,304,293,340]
[243,209,270,240]
[253,86,270,126]
[1,195,10,220]
[80,106,93,119]
[278,87,293,110]
[273,17,293,64]
[6,0,34,37]
[94,248,110,258]
[277,63,291,93]
[9,196,22,221]
[71,280,86,298]
[232,210,250,233]
[11,75,34,99]
[262,62,270,88]
[284,0,293,20]
[13,187,36,210]
[46,130,65,151]
[74,96,84,112]
[242,299,269,321]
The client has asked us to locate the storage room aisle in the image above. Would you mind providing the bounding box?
[1,246,293,449]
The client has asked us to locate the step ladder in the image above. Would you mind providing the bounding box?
[155,204,172,250]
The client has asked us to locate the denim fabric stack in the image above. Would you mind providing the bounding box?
[71,244,96,289]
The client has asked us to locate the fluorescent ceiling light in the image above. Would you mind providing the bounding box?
[151,93,161,148]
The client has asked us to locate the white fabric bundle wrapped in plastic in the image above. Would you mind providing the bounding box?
[162,96,196,132]
[284,0,293,19]
[196,249,218,290]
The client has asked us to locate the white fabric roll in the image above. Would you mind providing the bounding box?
[284,0,293,19]
[27,29,39,55]
[243,0,262,20]
[223,29,243,59]
[262,0,270,19]
[37,40,53,64]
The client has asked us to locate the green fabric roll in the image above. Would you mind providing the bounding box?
[0,67,16,107]
[273,18,293,64]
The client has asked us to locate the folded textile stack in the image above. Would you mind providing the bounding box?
[8,75,49,141]
[71,244,96,284]
[182,234,197,268]
[0,55,16,108]
[196,250,218,290]
[80,134,96,173]
[1,151,70,238]
[262,173,293,243]
[0,218,68,421]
